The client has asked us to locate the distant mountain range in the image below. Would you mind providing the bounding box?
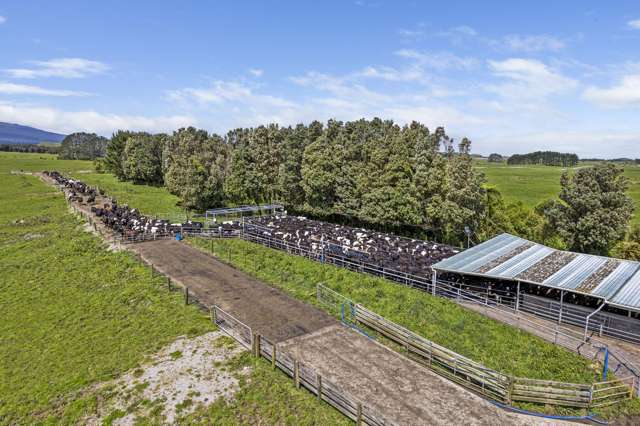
[0,122,66,145]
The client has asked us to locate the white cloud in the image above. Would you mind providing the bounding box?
[357,65,426,82]
[249,68,264,77]
[0,101,196,135]
[0,15,6,24]
[0,82,90,97]
[502,34,565,52]
[487,58,578,99]
[395,49,479,70]
[168,80,295,108]
[627,19,640,30]
[583,74,640,107]
[397,28,425,38]
[4,58,109,79]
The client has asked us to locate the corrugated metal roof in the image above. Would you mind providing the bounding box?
[432,233,640,311]
[609,268,640,309]
[433,233,526,272]
[543,255,608,290]
[592,262,640,299]
[486,244,554,278]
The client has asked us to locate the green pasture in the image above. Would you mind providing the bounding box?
[0,154,347,424]
[478,160,640,225]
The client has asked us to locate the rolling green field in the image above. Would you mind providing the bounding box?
[478,160,640,226]
[0,154,348,424]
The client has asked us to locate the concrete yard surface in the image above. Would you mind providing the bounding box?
[279,324,578,426]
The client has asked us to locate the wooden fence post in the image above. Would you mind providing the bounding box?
[294,361,300,388]
[316,374,322,401]
[356,403,362,425]
[254,334,261,358]
[507,376,514,405]
[184,287,189,305]
[272,344,277,369]
[167,277,171,291]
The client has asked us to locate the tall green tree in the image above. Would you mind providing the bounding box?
[104,130,132,179]
[59,132,108,160]
[301,120,342,215]
[164,127,228,211]
[428,137,486,245]
[543,163,634,254]
[276,123,316,209]
[121,133,165,184]
[360,123,421,225]
[414,126,447,230]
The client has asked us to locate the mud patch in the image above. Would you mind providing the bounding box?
[83,331,250,425]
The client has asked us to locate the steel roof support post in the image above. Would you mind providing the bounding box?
[584,301,606,342]
[516,281,521,312]
[431,269,437,296]
[558,290,565,324]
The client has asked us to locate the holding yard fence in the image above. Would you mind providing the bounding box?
[317,284,636,410]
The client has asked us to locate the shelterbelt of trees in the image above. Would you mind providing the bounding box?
[507,151,579,167]
[84,118,636,257]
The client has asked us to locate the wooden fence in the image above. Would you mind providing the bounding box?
[211,305,394,426]
[319,284,635,410]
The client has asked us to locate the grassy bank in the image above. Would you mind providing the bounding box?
[0,157,349,424]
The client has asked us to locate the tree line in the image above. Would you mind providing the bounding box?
[75,118,635,257]
[507,151,579,167]
[101,120,485,245]
[0,143,60,154]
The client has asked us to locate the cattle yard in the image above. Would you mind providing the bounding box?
[38,170,640,423]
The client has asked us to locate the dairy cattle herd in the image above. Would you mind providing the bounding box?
[44,171,607,309]
[245,215,459,277]
[45,171,203,237]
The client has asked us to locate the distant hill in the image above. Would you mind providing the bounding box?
[0,122,66,145]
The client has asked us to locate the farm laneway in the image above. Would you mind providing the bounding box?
[132,240,572,425]
[39,175,576,425]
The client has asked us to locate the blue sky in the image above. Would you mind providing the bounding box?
[1,1,639,157]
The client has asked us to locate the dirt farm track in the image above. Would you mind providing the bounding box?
[41,173,577,425]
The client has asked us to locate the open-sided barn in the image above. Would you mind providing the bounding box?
[433,233,640,343]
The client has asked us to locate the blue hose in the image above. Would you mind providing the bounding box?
[489,399,608,424]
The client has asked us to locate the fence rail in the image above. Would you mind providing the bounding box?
[210,305,394,425]
[318,284,635,410]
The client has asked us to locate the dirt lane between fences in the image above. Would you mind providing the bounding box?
[133,239,336,343]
